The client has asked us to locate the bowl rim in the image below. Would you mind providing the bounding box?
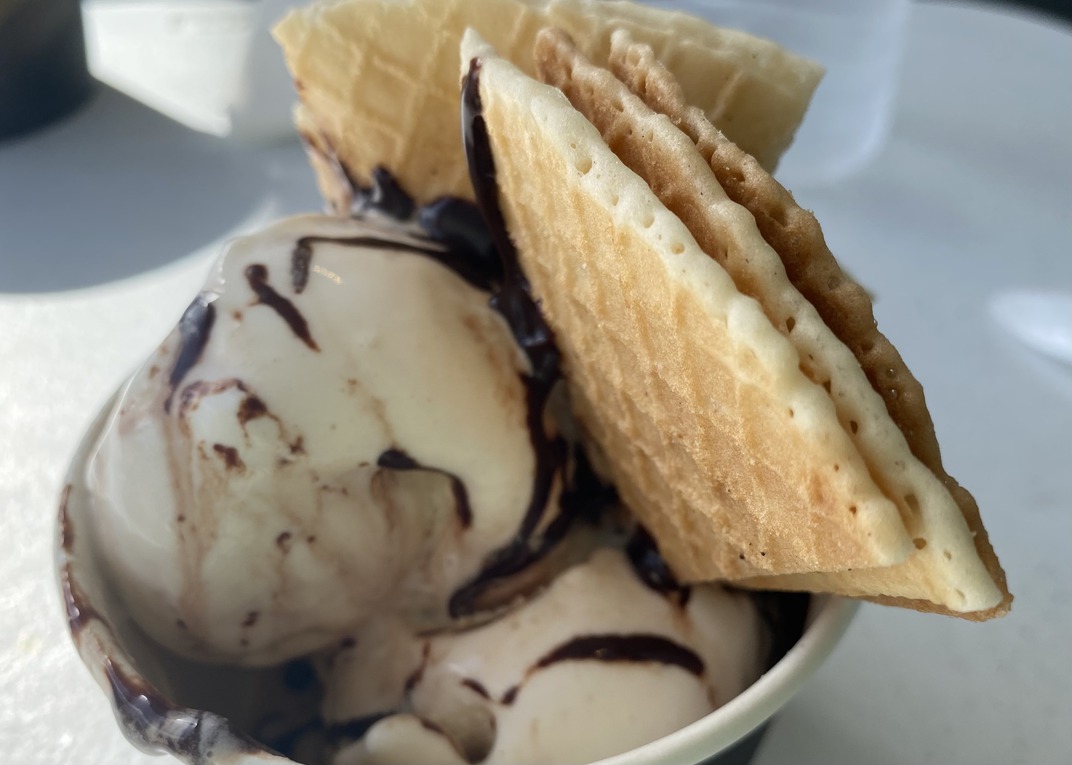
[593,595,857,765]
[58,389,857,765]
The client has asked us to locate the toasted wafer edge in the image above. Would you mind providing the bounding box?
[595,31,1008,617]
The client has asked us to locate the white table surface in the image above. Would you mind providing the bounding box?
[1,2,1070,764]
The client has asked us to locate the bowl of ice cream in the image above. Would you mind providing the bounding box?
[56,207,857,765]
[57,380,856,765]
[55,1,1010,763]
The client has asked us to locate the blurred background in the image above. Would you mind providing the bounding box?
[2,0,1070,147]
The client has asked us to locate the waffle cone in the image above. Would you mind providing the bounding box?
[533,30,1008,618]
[273,0,821,209]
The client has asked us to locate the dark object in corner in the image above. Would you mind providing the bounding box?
[0,0,94,141]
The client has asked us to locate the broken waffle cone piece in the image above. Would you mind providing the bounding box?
[465,28,1008,618]
[273,0,821,210]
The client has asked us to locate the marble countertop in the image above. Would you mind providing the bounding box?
[1,2,1069,763]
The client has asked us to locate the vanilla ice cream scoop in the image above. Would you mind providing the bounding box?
[86,213,571,664]
[325,548,768,765]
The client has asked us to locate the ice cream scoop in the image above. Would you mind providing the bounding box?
[78,196,783,763]
[324,547,767,765]
[86,212,574,665]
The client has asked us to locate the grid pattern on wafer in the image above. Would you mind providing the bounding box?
[536,0,822,169]
[273,0,821,209]
[533,29,1003,615]
[462,31,915,586]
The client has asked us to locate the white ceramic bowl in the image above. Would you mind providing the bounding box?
[57,393,857,765]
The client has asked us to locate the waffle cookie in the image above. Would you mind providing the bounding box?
[462,29,1008,618]
[273,0,822,210]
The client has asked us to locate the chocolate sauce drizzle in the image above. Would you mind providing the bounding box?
[165,294,216,413]
[535,633,704,676]
[176,378,257,421]
[237,394,269,425]
[292,233,495,293]
[367,166,416,220]
[463,61,559,382]
[445,59,577,619]
[499,633,705,706]
[292,235,431,292]
[377,448,473,528]
[418,197,500,284]
[213,443,245,471]
[461,678,490,699]
[627,526,691,607]
[245,264,320,351]
[58,484,74,552]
